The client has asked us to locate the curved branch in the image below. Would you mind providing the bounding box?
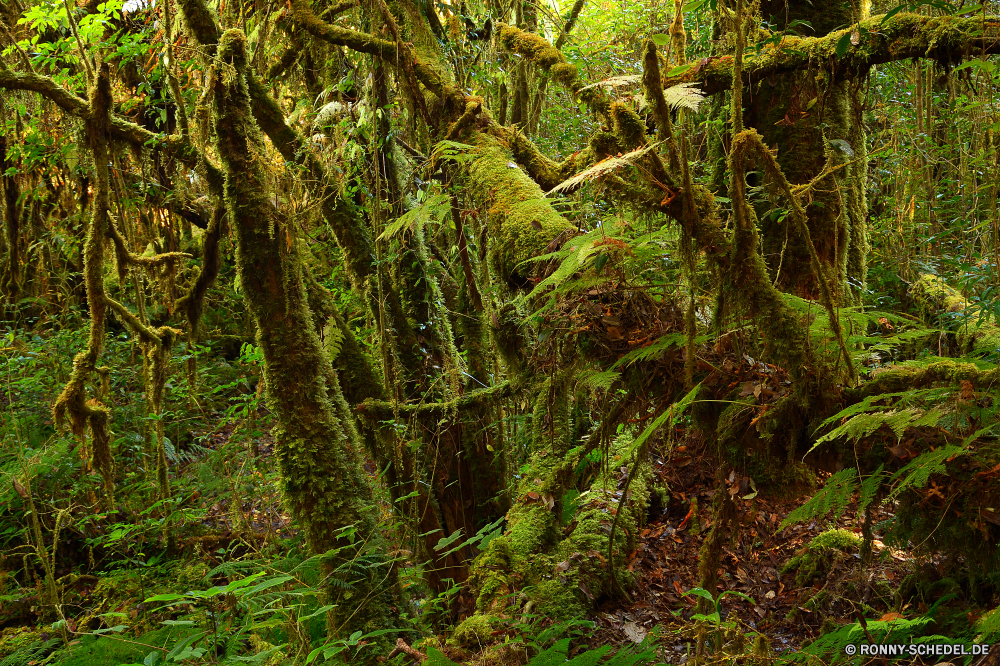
[0,63,224,195]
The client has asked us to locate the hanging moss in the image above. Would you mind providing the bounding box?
[52,64,116,508]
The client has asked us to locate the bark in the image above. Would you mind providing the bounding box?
[0,133,21,300]
[211,29,399,638]
[747,1,867,301]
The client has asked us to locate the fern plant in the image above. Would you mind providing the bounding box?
[780,617,950,665]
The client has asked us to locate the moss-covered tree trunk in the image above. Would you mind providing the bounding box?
[748,0,869,303]
[211,28,399,638]
[0,133,21,300]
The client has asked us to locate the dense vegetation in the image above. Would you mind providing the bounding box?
[2,0,1000,663]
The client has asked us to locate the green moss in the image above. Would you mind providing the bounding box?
[450,613,495,647]
[465,134,576,285]
[910,273,1000,357]
[610,102,648,150]
[0,627,42,661]
[782,529,863,586]
[467,426,650,622]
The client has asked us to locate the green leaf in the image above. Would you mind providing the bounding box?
[426,647,460,665]
[297,604,336,622]
[835,33,852,58]
[164,631,207,662]
[624,382,702,459]
[682,587,716,603]
[144,593,186,603]
[649,34,671,46]
[434,528,465,551]
[719,590,756,605]
[667,63,694,77]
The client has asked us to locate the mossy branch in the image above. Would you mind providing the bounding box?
[732,129,856,383]
[51,63,116,506]
[845,361,999,403]
[0,62,224,195]
[107,215,192,280]
[287,0,464,109]
[662,13,1000,95]
[495,22,609,114]
[356,380,511,417]
[212,28,399,635]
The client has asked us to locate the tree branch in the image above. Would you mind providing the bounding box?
[0,63,224,195]
[666,13,1000,94]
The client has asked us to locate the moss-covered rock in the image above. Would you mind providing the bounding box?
[450,613,495,647]
[782,529,863,587]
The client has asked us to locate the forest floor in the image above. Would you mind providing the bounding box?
[585,445,960,664]
[174,414,924,662]
[0,399,985,666]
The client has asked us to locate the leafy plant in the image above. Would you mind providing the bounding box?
[682,587,756,654]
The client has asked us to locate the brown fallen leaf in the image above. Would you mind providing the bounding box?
[623,622,647,644]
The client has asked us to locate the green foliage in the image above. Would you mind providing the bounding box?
[781,530,863,587]
[782,616,950,665]
[426,637,658,666]
[0,637,61,666]
[780,468,859,531]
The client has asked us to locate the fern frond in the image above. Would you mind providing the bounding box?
[886,444,967,502]
[576,368,620,392]
[663,82,706,111]
[376,194,450,242]
[576,75,642,92]
[780,468,858,530]
[549,143,662,195]
[0,638,61,666]
[781,617,945,664]
[610,333,707,369]
[856,465,885,519]
[976,606,1000,643]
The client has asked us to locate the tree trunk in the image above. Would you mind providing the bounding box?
[211,29,399,639]
[747,0,869,303]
